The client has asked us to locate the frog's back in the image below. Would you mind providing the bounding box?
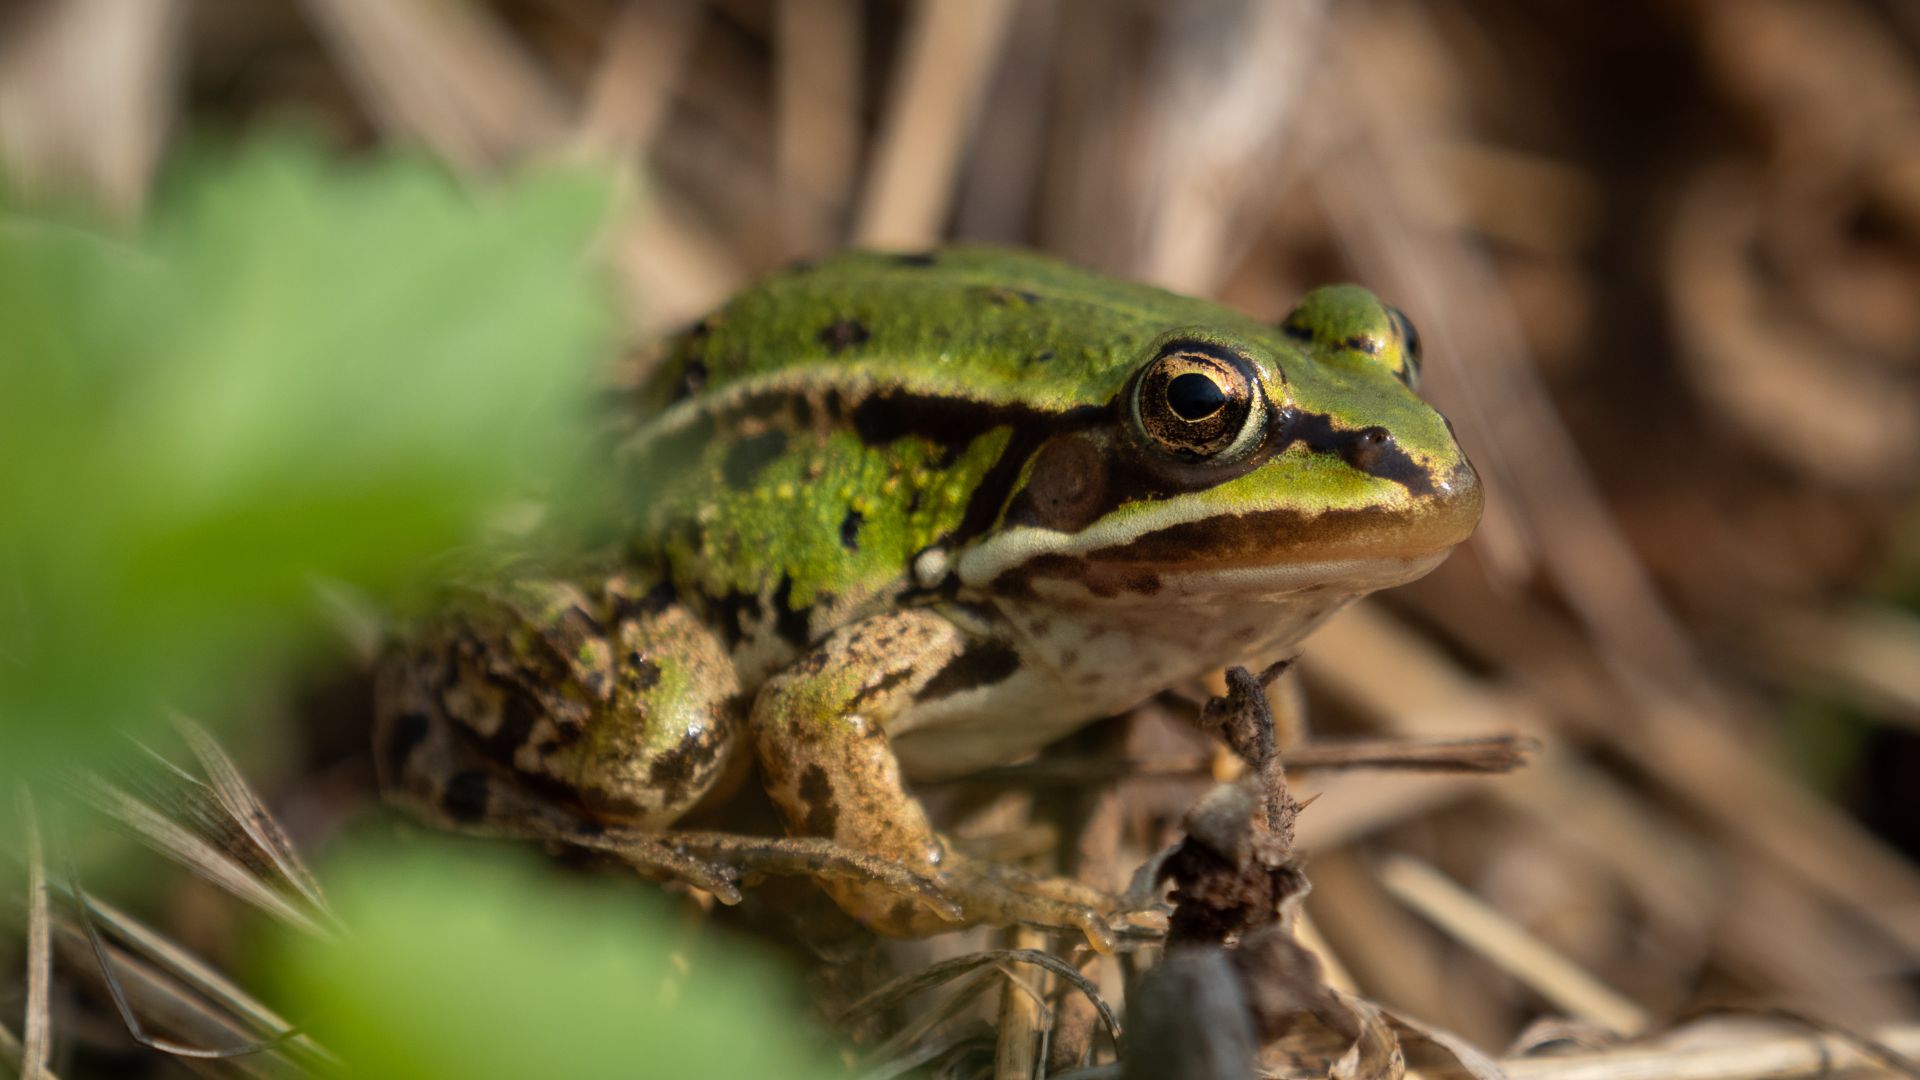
[636,247,1276,414]
[617,249,1245,677]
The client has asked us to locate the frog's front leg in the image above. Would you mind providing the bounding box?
[752,610,1118,945]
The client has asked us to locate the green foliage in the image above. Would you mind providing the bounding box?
[0,139,614,782]
[268,841,846,1079]
[0,136,850,1078]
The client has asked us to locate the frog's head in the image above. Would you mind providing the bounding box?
[956,285,1480,622]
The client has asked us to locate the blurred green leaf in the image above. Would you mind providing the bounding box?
[0,138,616,782]
[267,841,846,1079]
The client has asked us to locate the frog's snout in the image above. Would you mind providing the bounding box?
[1422,458,1484,552]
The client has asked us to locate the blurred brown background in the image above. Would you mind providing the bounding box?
[5,0,1920,1068]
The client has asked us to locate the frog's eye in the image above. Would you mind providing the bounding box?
[1281,285,1422,389]
[1130,341,1267,460]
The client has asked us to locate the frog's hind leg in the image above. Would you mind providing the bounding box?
[373,574,747,898]
[751,610,1128,950]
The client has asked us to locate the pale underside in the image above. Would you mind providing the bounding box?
[888,549,1449,778]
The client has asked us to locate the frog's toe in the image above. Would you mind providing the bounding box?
[664,832,1127,945]
[663,832,963,922]
[565,827,745,904]
[930,852,1135,952]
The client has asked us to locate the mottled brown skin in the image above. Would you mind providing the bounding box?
[376,573,743,836]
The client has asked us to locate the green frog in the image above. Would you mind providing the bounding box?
[374,248,1480,945]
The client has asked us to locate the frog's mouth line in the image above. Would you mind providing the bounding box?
[978,491,1482,603]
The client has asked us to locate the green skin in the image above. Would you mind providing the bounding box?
[374,247,1481,943]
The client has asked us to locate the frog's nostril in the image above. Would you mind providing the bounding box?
[1343,426,1393,471]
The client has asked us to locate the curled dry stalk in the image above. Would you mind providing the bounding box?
[1120,664,1508,1079]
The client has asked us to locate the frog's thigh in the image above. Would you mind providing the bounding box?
[751,609,965,932]
[376,578,743,833]
[551,592,745,825]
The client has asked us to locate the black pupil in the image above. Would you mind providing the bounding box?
[1166,372,1226,421]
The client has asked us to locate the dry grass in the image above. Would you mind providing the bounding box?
[4,1,1920,1076]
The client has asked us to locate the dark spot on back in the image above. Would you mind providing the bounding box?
[674,358,709,403]
[789,650,832,680]
[478,688,541,760]
[915,638,1022,702]
[442,771,491,823]
[850,391,1015,450]
[1029,348,1055,364]
[647,738,706,804]
[850,667,912,710]
[818,318,871,353]
[840,507,864,550]
[628,653,662,691]
[382,711,431,779]
[610,578,677,625]
[722,430,788,488]
[1280,319,1314,343]
[798,764,838,836]
[545,718,586,751]
[1343,334,1382,356]
[709,590,762,650]
[772,575,812,648]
